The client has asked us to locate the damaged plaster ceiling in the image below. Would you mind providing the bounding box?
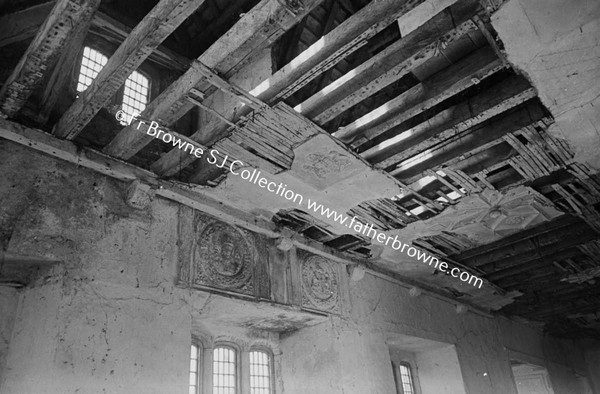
[1,0,600,338]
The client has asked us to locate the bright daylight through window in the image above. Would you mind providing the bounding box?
[213,346,237,394]
[398,363,415,394]
[122,70,149,117]
[76,46,108,92]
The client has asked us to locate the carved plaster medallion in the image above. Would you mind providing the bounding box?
[303,151,352,179]
[193,221,254,293]
[301,255,339,312]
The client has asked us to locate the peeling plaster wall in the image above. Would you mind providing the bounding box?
[492,0,600,169]
[280,322,344,394]
[0,140,595,394]
[0,140,285,394]
[0,138,193,394]
[416,346,467,394]
[583,345,600,393]
[281,272,592,394]
[0,286,19,383]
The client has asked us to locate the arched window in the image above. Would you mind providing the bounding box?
[76,46,150,123]
[77,46,108,92]
[189,341,275,394]
[397,362,415,394]
[213,345,238,394]
[249,349,272,394]
[190,343,202,394]
[122,70,150,117]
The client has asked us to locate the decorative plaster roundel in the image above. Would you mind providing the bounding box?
[195,221,253,291]
[301,255,339,311]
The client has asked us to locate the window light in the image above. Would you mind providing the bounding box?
[122,70,149,117]
[249,350,272,394]
[398,363,415,394]
[190,344,201,394]
[213,346,237,394]
[77,46,108,92]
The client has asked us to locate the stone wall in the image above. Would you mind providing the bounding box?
[492,0,600,170]
[0,287,18,382]
[0,139,597,394]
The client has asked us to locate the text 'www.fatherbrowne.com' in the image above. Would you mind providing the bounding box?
[116,110,484,289]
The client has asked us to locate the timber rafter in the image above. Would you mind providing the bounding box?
[0,0,101,118]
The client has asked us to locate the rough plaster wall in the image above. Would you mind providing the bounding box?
[547,361,591,394]
[0,141,593,394]
[337,327,398,393]
[344,273,586,394]
[492,0,600,169]
[583,347,600,393]
[0,141,193,394]
[280,321,344,394]
[0,141,287,394]
[0,286,19,384]
[0,281,63,393]
[416,346,467,394]
[280,322,398,394]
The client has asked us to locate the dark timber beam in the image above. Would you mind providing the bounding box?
[365,76,535,166]
[485,248,583,282]
[262,0,431,104]
[454,215,581,261]
[461,220,588,268]
[391,102,546,182]
[36,4,97,124]
[53,0,207,140]
[526,299,600,320]
[102,0,324,161]
[0,118,363,268]
[91,12,191,72]
[0,3,191,71]
[0,0,101,118]
[505,282,600,310]
[153,0,435,178]
[477,228,597,272]
[297,15,479,124]
[0,2,54,48]
[333,46,504,145]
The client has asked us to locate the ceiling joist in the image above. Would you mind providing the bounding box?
[53,0,208,140]
[0,0,101,118]
[102,0,325,161]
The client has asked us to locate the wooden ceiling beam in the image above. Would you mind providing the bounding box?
[36,4,97,124]
[391,102,546,182]
[135,0,434,178]
[497,270,563,292]
[454,215,581,261]
[298,14,479,124]
[188,0,247,54]
[0,117,366,268]
[0,0,101,118]
[0,1,54,48]
[0,3,191,72]
[466,220,588,268]
[497,269,573,292]
[91,12,191,72]
[53,0,207,140]
[332,46,503,144]
[261,0,431,104]
[526,299,600,320]
[304,0,341,95]
[507,282,600,310]
[102,0,324,161]
[367,76,535,167]
[477,228,597,271]
[485,248,584,282]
